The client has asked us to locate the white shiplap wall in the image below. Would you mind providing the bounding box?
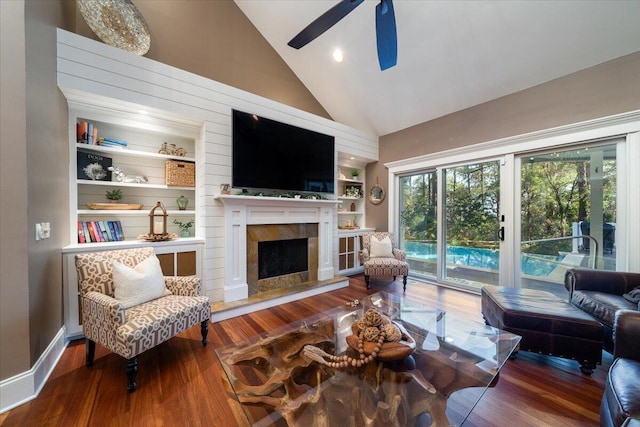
[56,29,378,302]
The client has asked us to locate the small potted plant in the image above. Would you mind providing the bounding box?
[173,218,194,237]
[351,169,360,180]
[105,189,123,203]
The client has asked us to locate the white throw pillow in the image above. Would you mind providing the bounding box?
[369,235,394,258]
[112,256,170,309]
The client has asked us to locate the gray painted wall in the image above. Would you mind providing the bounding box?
[366,52,640,231]
[0,0,330,383]
[1,0,31,381]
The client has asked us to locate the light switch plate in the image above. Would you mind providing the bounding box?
[35,222,51,241]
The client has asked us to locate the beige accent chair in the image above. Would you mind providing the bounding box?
[359,232,409,291]
[75,247,210,391]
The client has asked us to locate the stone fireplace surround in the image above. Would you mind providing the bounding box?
[217,195,343,304]
[248,223,318,295]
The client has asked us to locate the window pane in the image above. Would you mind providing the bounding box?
[520,144,617,296]
[399,172,438,279]
[444,161,500,288]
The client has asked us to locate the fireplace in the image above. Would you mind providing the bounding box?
[258,238,308,279]
[218,195,341,303]
[247,224,318,295]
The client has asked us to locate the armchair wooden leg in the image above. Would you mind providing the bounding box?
[86,338,95,367]
[402,276,407,292]
[365,275,370,289]
[201,320,209,346]
[126,357,138,392]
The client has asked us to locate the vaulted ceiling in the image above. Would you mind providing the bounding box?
[235,0,640,137]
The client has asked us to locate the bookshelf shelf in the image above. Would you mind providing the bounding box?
[77,209,196,216]
[77,180,194,191]
[75,142,196,162]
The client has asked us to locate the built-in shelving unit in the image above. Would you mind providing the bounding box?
[68,105,201,244]
[336,163,373,275]
[337,166,365,229]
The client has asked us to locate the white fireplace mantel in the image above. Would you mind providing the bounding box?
[216,195,340,302]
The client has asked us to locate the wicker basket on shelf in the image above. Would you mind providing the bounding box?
[165,160,195,187]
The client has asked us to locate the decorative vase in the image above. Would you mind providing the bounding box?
[180,229,190,237]
[176,195,188,210]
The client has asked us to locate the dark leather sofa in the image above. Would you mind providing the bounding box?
[564,268,640,352]
[600,310,640,427]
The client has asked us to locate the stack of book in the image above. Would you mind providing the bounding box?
[97,137,128,149]
[77,220,125,243]
[76,121,98,144]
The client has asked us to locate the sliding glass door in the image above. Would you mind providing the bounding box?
[443,161,501,289]
[396,142,621,294]
[398,160,502,290]
[390,117,636,294]
[399,171,438,279]
[518,142,619,296]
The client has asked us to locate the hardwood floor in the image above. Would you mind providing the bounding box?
[0,275,610,427]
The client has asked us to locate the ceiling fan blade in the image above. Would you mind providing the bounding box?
[375,0,398,70]
[288,0,365,49]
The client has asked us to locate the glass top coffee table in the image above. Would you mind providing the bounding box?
[216,292,521,426]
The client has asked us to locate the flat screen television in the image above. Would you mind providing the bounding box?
[232,109,335,194]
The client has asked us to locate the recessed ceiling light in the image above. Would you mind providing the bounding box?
[350,157,355,160]
[332,48,344,63]
[137,109,148,115]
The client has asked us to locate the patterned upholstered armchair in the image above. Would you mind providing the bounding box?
[359,232,409,291]
[75,247,210,391]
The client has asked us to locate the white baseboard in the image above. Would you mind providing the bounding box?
[0,327,68,414]
[211,278,349,322]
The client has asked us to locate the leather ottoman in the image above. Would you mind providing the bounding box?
[481,285,604,374]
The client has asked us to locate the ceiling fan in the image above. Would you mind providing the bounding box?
[287,0,398,71]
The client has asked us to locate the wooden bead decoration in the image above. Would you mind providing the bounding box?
[301,308,414,369]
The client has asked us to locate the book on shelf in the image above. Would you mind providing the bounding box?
[98,221,112,241]
[97,141,126,149]
[107,221,118,241]
[78,220,125,243]
[87,123,94,144]
[82,222,91,243]
[114,221,124,241]
[86,221,97,242]
[97,137,129,148]
[77,221,85,243]
[77,121,88,144]
[92,221,104,242]
[77,121,99,144]
[77,150,112,181]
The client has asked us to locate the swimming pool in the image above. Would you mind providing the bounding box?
[404,241,560,277]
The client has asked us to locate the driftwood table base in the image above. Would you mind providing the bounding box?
[216,294,520,427]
